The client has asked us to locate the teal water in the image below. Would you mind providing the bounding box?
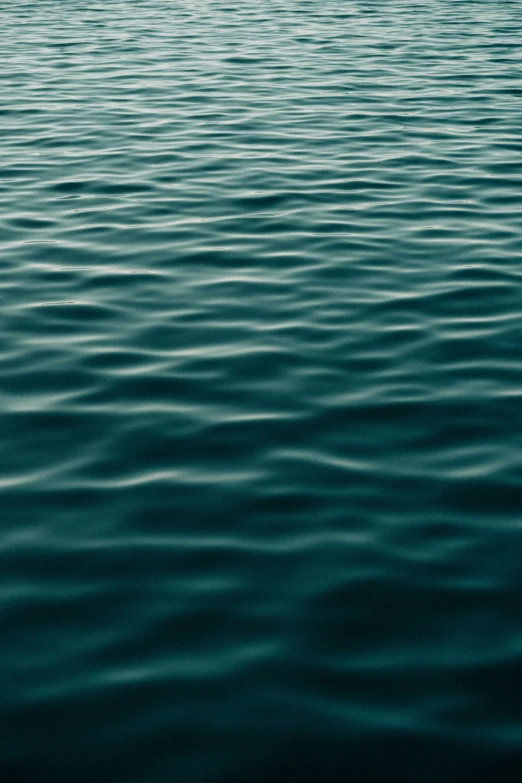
[2,1,522,780]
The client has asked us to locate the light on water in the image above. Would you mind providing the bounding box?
[2,1,522,781]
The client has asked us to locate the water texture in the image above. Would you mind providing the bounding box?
[2,1,522,780]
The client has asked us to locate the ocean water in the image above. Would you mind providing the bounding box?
[2,1,522,780]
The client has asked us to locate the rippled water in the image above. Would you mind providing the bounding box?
[2,1,522,780]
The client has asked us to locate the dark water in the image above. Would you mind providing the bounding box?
[2,1,522,780]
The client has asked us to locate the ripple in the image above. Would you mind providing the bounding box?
[2,0,522,781]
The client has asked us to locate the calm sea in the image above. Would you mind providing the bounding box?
[2,1,522,781]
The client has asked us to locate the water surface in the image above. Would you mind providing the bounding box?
[2,1,522,781]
